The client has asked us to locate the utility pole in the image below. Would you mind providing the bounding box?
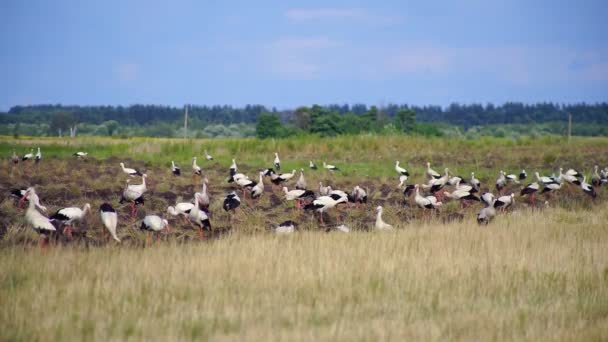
[568,113,572,144]
[184,104,189,139]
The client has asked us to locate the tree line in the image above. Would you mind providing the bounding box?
[1,102,607,137]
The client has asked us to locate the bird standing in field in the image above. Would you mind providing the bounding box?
[50,203,91,239]
[223,191,241,212]
[519,169,527,181]
[192,157,202,176]
[140,215,170,244]
[496,171,507,192]
[591,165,602,187]
[283,187,315,209]
[477,198,497,225]
[167,202,195,223]
[22,148,34,161]
[426,162,441,179]
[520,182,539,206]
[273,220,297,234]
[250,172,265,199]
[195,180,210,210]
[323,162,339,171]
[23,188,56,249]
[469,172,481,192]
[274,153,281,170]
[73,152,88,158]
[296,169,307,190]
[204,150,213,161]
[395,161,409,176]
[34,147,41,164]
[351,185,368,206]
[304,194,347,224]
[375,206,394,230]
[100,203,120,242]
[120,162,143,177]
[494,193,515,212]
[120,179,146,219]
[190,193,211,240]
[309,160,318,170]
[11,150,19,165]
[580,176,597,198]
[171,161,181,176]
[229,158,238,177]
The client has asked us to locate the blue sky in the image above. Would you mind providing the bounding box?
[1,0,607,110]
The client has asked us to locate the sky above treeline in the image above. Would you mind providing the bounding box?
[1,0,607,111]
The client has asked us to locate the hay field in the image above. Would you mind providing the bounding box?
[1,135,608,340]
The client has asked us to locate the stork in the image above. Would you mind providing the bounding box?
[50,203,91,239]
[100,203,120,242]
[296,169,307,190]
[192,157,202,176]
[120,162,143,177]
[34,147,41,164]
[190,193,211,240]
[303,194,347,224]
[205,150,213,161]
[375,206,393,230]
[23,188,56,249]
[171,161,181,176]
[283,187,315,209]
[395,161,409,176]
[274,152,281,170]
[140,215,170,244]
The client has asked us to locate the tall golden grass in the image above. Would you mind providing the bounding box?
[1,205,608,341]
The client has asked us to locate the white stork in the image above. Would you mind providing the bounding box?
[494,193,515,211]
[23,189,56,248]
[469,172,480,192]
[283,187,315,209]
[303,194,347,224]
[192,157,202,176]
[477,199,497,225]
[167,202,195,222]
[171,161,181,176]
[250,172,265,199]
[194,180,210,209]
[204,150,213,161]
[520,182,539,206]
[414,184,442,210]
[395,161,409,176]
[49,203,91,239]
[34,147,41,163]
[274,152,281,170]
[296,169,307,190]
[22,148,34,161]
[323,162,339,171]
[73,152,88,158]
[309,160,318,170]
[100,203,120,242]
[11,150,19,164]
[580,176,597,198]
[426,162,441,179]
[140,215,170,243]
[273,220,297,234]
[319,182,332,196]
[375,206,393,230]
[120,162,143,177]
[190,193,211,240]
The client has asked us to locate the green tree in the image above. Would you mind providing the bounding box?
[256,112,282,138]
[362,106,379,132]
[49,112,76,136]
[103,120,120,136]
[394,109,416,133]
[293,106,312,131]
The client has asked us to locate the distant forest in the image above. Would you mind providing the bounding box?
[1,102,607,138]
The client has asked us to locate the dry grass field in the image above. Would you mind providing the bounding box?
[1,135,608,340]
